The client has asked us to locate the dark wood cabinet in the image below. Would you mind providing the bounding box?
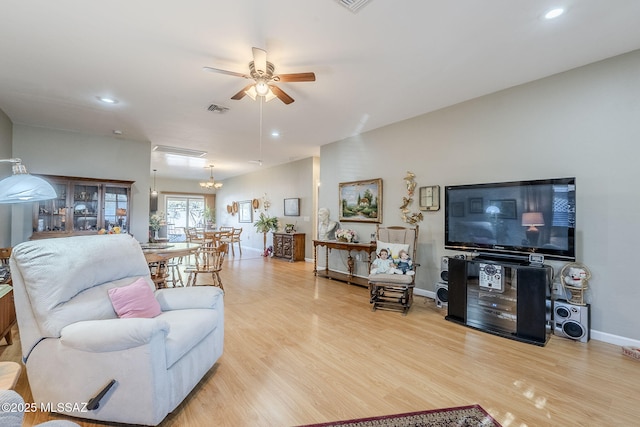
[31,175,133,239]
[273,232,305,262]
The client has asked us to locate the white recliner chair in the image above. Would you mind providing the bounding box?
[0,390,80,426]
[10,234,224,426]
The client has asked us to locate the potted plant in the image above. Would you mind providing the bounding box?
[254,212,279,254]
[149,212,165,242]
[204,206,216,229]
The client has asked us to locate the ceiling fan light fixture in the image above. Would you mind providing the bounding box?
[264,88,277,102]
[245,86,258,101]
[255,81,270,96]
[245,84,277,102]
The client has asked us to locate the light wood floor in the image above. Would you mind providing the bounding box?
[2,251,639,426]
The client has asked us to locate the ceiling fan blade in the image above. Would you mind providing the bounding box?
[202,66,249,79]
[269,85,295,105]
[231,84,254,100]
[276,72,316,82]
[252,47,268,75]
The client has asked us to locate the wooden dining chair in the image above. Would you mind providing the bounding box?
[229,227,242,255]
[145,253,168,289]
[184,243,227,290]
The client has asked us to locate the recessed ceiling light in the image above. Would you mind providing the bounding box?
[271,131,280,137]
[97,96,119,104]
[544,8,565,19]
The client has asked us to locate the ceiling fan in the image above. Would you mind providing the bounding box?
[203,47,316,105]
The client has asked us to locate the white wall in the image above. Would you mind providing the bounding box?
[11,125,151,243]
[215,157,318,256]
[0,110,12,247]
[320,49,640,343]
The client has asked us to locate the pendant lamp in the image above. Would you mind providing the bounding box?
[0,158,57,203]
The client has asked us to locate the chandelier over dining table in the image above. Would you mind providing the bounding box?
[200,165,222,190]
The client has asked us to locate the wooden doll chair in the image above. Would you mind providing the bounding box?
[368,225,419,315]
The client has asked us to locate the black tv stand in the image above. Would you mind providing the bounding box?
[445,257,551,346]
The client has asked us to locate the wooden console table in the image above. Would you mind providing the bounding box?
[313,240,377,287]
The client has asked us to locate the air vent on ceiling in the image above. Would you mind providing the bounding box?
[152,145,207,158]
[336,0,371,13]
[207,104,230,113]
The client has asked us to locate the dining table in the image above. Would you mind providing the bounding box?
[141,242,201,288]
[203,230,231,248]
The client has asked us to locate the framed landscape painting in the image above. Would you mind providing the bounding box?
[339,178,382,223]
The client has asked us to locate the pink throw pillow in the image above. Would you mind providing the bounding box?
[108,277,162,318]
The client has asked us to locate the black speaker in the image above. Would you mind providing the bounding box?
[445,257,467,322]
[517,266,550,343]
[554,301,590,342]
[440,256,449,282]
[435,282,448,308]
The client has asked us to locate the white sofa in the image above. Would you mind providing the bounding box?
[10,234,224,426]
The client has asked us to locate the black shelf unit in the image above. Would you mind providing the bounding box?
[445,257,552,346]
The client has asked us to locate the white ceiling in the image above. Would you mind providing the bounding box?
[2,1,640,181]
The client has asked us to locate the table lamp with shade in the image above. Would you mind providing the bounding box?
[522,212,545,246]
[0,158,56,204]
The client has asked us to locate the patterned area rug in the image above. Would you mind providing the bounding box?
[296,404,502,427]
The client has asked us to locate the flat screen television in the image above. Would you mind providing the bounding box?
[445,177,576,261]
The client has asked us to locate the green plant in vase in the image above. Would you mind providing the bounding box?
[204,206,216,229]
[254,213,279,254]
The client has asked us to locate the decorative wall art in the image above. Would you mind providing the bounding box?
[339,178,382,223]
[238,200,252,223]
[284,198,300,216]
[400,171,424,224]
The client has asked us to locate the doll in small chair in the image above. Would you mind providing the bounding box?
[370,248,400,275]
[394,249,415,276]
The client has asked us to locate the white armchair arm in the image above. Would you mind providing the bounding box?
[155,286,223,311]
[60,318,170,352]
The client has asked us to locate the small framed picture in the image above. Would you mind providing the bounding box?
[419,185,440,211]
[284,198,300,216]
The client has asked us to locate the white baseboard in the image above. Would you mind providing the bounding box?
[411,288,639,348]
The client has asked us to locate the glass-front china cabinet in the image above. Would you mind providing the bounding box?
[31,175,133,239]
